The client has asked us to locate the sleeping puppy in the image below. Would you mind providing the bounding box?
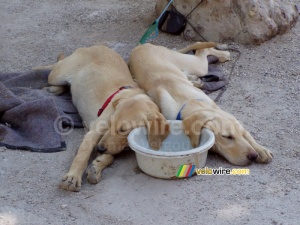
[129,42,273,166]
[36,45,169,191]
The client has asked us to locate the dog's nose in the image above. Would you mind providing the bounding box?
[247,152,258,161]
[97,144,107,154]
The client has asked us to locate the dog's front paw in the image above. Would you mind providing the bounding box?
[86,164,101,184]
[86,154,114,184]
[255,146,273,164]
[59,173,82,192]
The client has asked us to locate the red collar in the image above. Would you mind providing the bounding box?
[97,86,133,117]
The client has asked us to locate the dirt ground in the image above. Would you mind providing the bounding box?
[1,0,299,224]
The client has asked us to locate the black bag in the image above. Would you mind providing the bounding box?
[158,8,187,35]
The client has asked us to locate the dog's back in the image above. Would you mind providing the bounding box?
[51,45,136,125]
[129,43,273,166]
[129,43,213,119]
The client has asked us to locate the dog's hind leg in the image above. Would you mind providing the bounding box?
[177,42,217,54]
[44,65,69,95]
[35,53,68,95]
[45,55,77,95]
[86,154,114,184]
[43,85,66,95]
[205,48,231,63]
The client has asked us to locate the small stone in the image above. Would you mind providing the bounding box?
[60,204,68,209]
[249,10,256,17]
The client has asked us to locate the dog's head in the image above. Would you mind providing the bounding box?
[183,109,259,166]
[97,94,170,155]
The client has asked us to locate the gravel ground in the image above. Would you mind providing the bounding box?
[0,0,300,225]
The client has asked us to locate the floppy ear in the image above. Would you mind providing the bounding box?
[182,112,213,148]
[144,111,170,150]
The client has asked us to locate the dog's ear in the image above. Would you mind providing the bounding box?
[144,111,170,150]
[57,53,65,61]
[112,98,128,109]
[183,112,213,148]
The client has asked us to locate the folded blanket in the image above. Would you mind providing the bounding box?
[0,69,83,152]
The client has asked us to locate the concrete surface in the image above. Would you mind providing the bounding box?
[0,0,299,224]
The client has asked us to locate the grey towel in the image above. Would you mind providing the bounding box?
[0,69,83,152]
[201,56,228,94]
[183,53,228,93]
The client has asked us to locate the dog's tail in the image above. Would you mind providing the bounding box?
[32,53,65,71]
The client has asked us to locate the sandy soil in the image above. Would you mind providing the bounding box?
[1,0,299,224]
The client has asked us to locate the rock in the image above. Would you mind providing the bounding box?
[156,0,299,44]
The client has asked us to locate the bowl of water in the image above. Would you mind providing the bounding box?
[128,120,215,179]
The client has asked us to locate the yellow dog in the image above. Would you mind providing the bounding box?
[129,42,273,166]
[36,45,169,191]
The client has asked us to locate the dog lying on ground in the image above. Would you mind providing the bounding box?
[129,42,273,166]
[36,45,169,191]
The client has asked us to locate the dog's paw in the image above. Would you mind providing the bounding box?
[218,51,231,62]
[191,79,204,88]
[86,164,101,184]
[255,147,273,164]
[59,173,82,192]
[43,86,65,95]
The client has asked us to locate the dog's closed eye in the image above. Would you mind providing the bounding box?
[119,127,128,133]
[118,124,131,134]
[222,135,234,140]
